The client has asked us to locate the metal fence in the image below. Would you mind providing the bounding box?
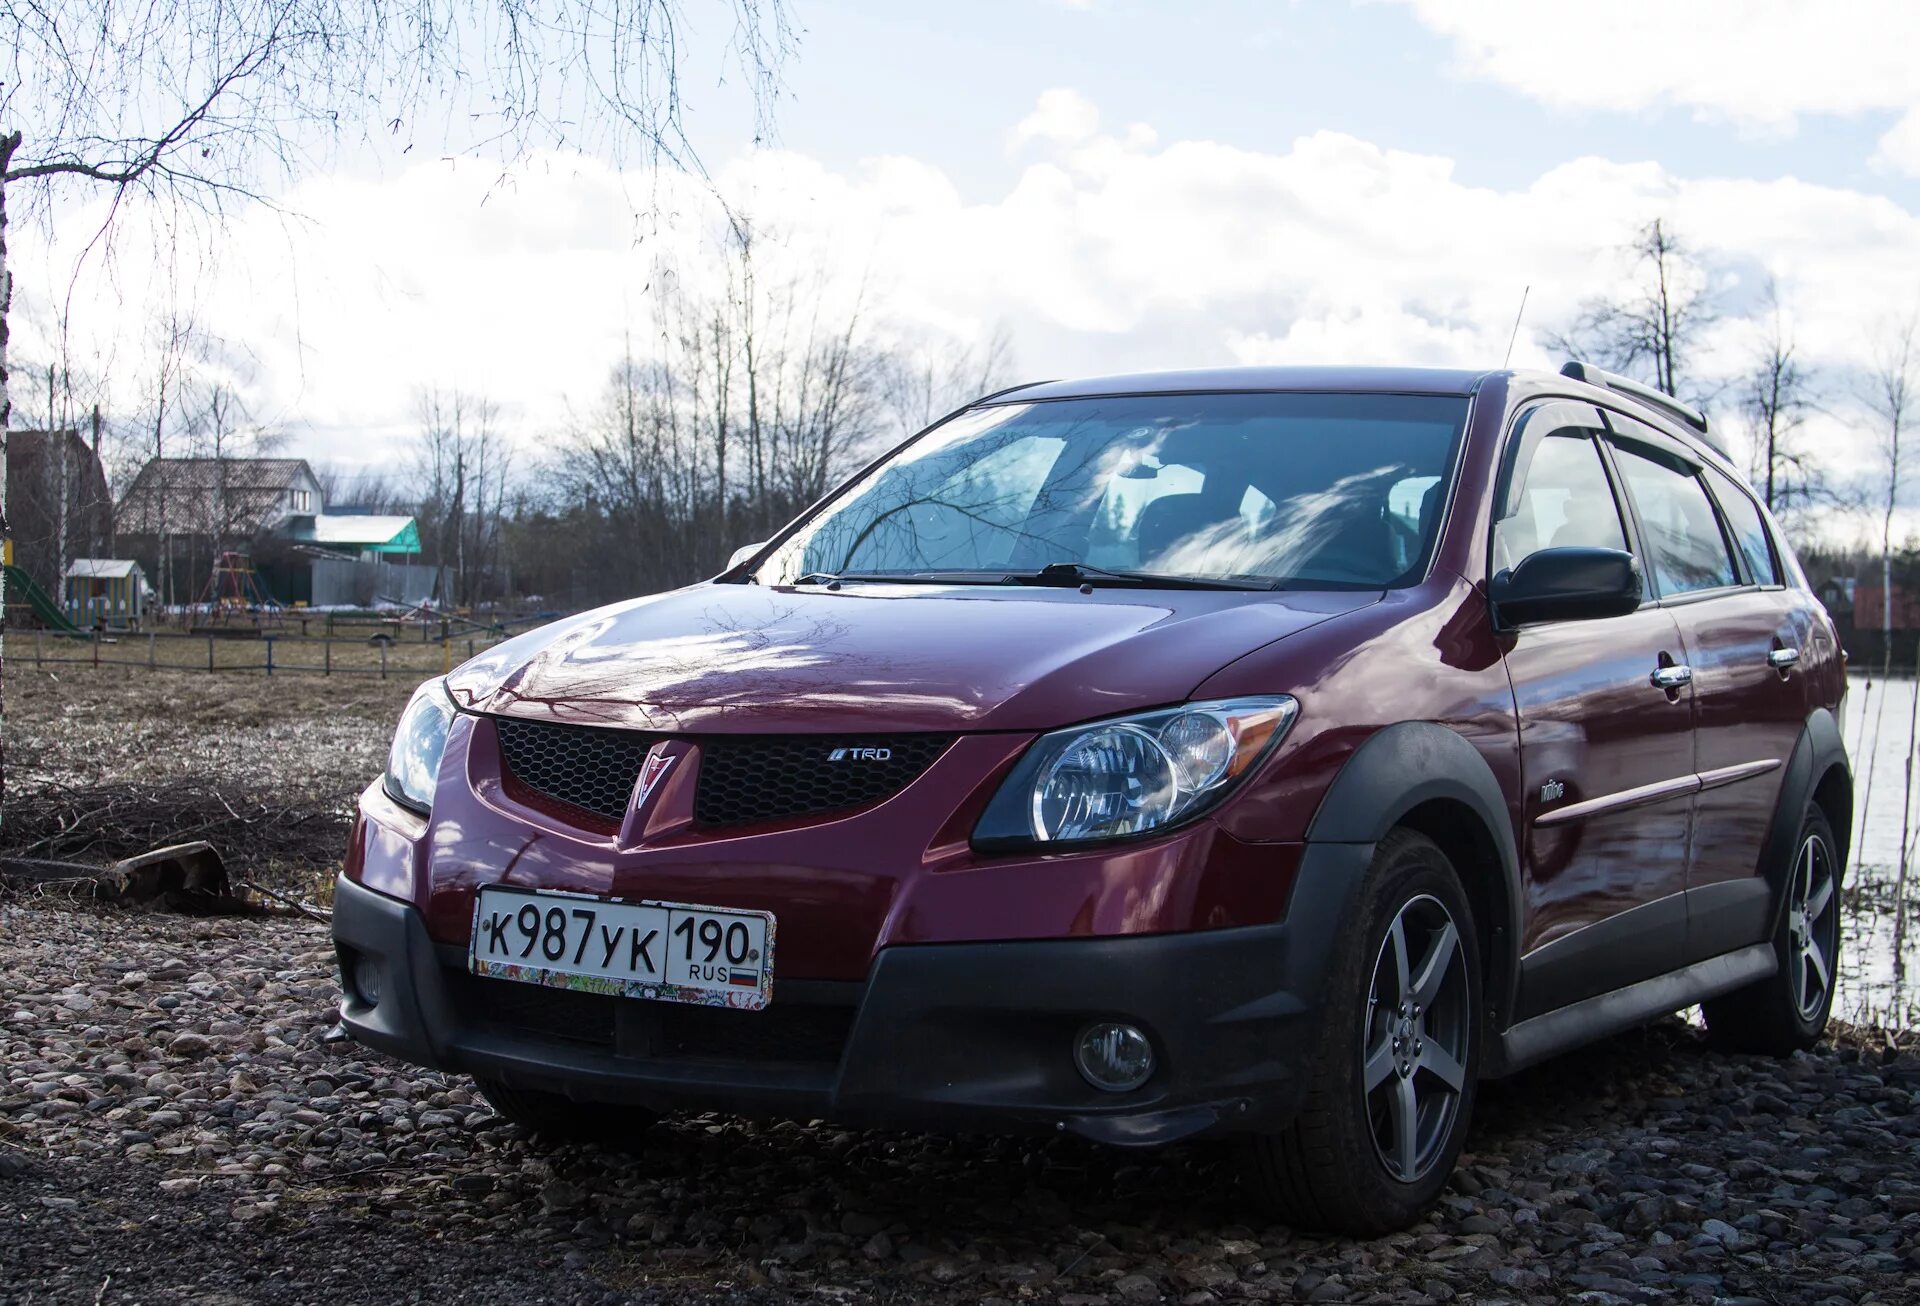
[19,627,504,679]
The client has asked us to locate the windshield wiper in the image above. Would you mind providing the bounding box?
[791,570,997,586]
[1012,562,1277,591]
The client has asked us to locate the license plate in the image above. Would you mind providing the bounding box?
[468,886,775,1010]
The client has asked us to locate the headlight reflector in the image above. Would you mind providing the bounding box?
[977,695,1298,849]
[385,678,456,814]
[1034,725,1180,842]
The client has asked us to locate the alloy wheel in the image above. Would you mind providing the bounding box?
[1362,893,1471,1184]
[1785,832,1839,1022]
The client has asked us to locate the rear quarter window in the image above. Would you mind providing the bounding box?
[1704,465,1780,585]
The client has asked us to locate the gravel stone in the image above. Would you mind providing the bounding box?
[3,894,1919,1304]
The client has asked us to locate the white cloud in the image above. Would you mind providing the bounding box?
[1010,88,1102,150]
[1877,108,1920,175]
[14,90,1920,496]
[1383,1,1920,150]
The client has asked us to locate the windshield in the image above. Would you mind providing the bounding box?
[753,391,1470,589]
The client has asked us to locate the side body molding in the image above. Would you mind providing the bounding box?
[1305,721,1524,1027]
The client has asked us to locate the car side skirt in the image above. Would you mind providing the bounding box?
[1486,942,1775,1077]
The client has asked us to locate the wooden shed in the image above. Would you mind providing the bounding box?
[63,558,150,629]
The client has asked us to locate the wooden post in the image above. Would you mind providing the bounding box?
[324,639,332,676]
[33,628,41,669]
[442,638,451,675]
[264,636,275,677]
[147,631,156,669]
[379,640,388,680]
[92,628,99,668]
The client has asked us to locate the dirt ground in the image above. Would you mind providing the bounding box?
[3,665,414,898]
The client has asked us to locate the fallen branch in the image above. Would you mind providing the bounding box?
[237,877,331,923]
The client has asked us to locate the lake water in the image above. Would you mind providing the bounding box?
[1834,672,1920,1029]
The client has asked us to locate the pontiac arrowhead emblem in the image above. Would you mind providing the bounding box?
[635,750,676,809]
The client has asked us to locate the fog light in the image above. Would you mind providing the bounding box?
[351,954,382,1008]
[1074,1022,1154,1092]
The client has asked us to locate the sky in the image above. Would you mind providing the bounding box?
[13,0,1920,528]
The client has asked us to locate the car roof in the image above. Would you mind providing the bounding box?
[998,366,1493,402]
[993,365,1740,475]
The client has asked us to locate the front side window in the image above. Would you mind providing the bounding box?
[1610,444,1737,595]
[1704,466,1779,586]
[1492,431,1627,574]
[756,392,1469,589]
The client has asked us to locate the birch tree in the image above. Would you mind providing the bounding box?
[1548,218,1718,401]
[1865,313,1918,671]
[1740,279,1818,518]
[0,0,794,816]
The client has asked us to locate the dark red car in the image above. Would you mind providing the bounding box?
[334,363,1849,1233]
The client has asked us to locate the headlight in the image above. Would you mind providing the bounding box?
[974,696,1298,850]
[384,678,457,814]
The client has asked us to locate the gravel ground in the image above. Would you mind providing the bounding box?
[5,897,1920,1306]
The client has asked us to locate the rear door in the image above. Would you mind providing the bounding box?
[1494,402,1695,1019]
[1603,418,1809,961]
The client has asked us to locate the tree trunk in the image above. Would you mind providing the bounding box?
[0,138,17,825]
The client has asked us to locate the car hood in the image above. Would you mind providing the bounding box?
[447,582,1377,733]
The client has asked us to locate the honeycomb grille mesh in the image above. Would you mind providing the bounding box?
[693,734,954,828]
[495,717,660,824]
[491,718,953,830]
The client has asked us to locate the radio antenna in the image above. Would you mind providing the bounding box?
[1503,284,1531,368]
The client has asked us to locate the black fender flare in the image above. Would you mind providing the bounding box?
[1305,721,1525,1026]
[1760,707,1851,935]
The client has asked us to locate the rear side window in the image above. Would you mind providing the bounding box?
[1492,432,1627,573]
[1610,444,1737,595]
[1704,466,1780,585]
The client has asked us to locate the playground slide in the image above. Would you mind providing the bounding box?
[3,563,81,632]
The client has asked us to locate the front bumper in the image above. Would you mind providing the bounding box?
[333,842,1368,1146]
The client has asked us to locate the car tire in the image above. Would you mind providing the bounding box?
[1702,805,1842,1056]
[1244,828,1482,1236]
[474,1077,660,1148]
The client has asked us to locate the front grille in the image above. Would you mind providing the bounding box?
[693,734,953,828]
[447,971,855,1068]
[490,717,952,831]
[495,717,661,824]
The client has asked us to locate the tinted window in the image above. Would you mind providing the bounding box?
[1492,432,1627,573]
[1611,444,1737,594]
[1704,466,1779,585]
[762,393,1469,588]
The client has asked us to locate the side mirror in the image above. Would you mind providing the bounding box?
[727,541,768,571]
[1490,547,1642,627]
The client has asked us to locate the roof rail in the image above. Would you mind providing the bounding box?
[1559,360,1711,436]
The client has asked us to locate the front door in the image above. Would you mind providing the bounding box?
[1492,406,1696,1019]
[1606,428,1811,961]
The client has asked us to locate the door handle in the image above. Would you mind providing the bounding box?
[1650,664,1693,690]
[1768,647,1800,669]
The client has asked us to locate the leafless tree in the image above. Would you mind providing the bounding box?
[878,322,1017,438]
[0,0,795,816]
[555,219,898,600]
[313,465,413,514]
[1739,279,1820,518]
[414,388,513,609]
[1547,218,1718,401]
[1864,312,1918,667]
